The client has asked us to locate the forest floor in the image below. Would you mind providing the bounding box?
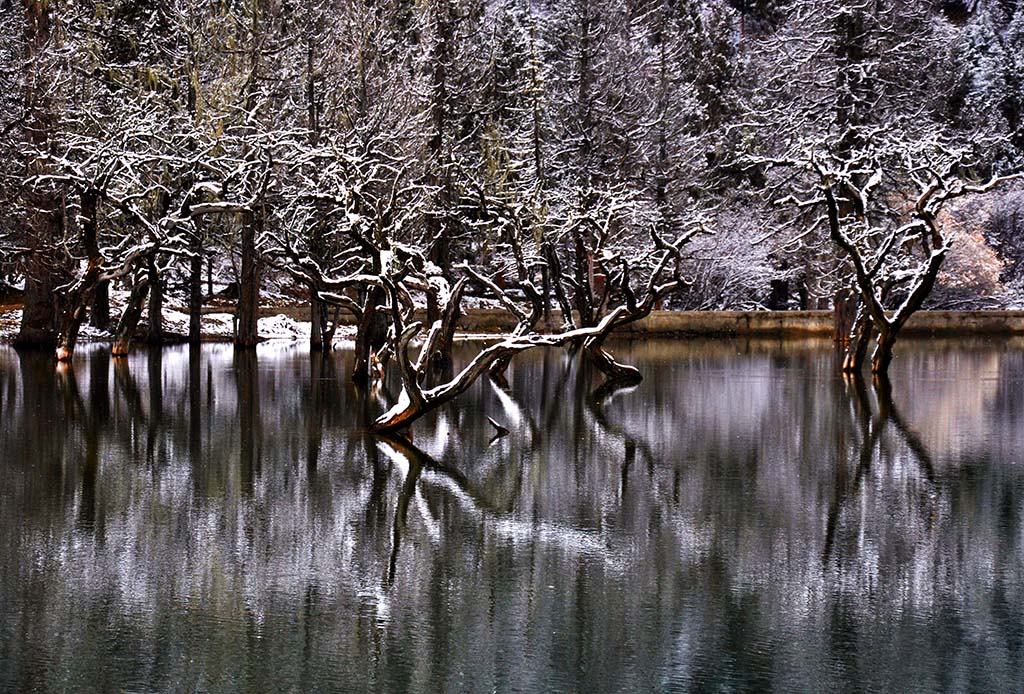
[0,285,340,344]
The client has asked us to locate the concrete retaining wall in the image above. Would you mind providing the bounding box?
[618,310,1024,336]
[238,306,1024,336]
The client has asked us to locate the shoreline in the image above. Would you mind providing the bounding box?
[4,308,1024,346]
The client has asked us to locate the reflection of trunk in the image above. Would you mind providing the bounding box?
[236,351,260,496]
[306,354,323,479]
[89,347,110,423]
[78,405,99,532]
[112,276,150,357]
[235,212,261,348]
[382,439,423,588]
[188,345,202,491]
[146,349,163,459]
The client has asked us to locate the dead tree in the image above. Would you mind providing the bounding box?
[813,151,1022,373]
[371,218,698,433]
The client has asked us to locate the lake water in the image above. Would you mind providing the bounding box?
[1,338,1023,693]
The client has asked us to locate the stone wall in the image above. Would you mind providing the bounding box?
[246,306,1024,337]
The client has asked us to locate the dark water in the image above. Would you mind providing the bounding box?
[1,338,1023,693]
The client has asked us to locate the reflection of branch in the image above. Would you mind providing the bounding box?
[487,378,539,444]
[823,374,882,565]
[585,387,658,485]
[55,364,103,533]
[872,375,936,483]
[376,434,622,568]
[113,357,149,427]
[376,438,423,588]
[823,373,938,565]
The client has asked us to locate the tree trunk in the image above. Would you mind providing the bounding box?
[427,278,466,380]
[310,287,323,352]
[309,284,332,351]
[842,312,873,372]
[872,330,896,374]
[15,0,63,350]
[17,256,60,349]
[111,277,150,357]
[235,212,261,348]
[55,190,102,361]
[189,236,203,344]
[90,282,110,331]
[353,287,387,385]
[147,257,163,344]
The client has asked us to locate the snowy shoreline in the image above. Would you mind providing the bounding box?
[0,307,512,345]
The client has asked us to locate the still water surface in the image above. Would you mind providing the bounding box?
[1,338,1023,692]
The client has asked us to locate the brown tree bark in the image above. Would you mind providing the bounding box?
[353,286,387,385]
[111,276,150,357]
[55,189,102,361]
[842,310,873,372]
[871,329,897,374]
[16,0,65,349]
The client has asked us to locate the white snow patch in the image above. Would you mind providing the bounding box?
[259,314,311,340]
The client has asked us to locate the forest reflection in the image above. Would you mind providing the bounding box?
[1,338,1023,692]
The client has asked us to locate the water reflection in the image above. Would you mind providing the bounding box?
[1,339,1023,692]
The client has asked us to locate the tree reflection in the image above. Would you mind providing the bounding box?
[0,340,1022,692]
[823,373,938,565]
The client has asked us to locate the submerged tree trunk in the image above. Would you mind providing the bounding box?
[841,307,873,373]
[310,285,324,352]
[872,329,897,374]
[309,285,338,353]
[845,322,873,372]
[353,286,387,385]
[373,307,630,434]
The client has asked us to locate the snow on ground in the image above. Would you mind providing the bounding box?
[257,314,311,340]
[0,306,355,343]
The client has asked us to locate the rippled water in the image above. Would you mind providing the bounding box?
[1,338,1023,692]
